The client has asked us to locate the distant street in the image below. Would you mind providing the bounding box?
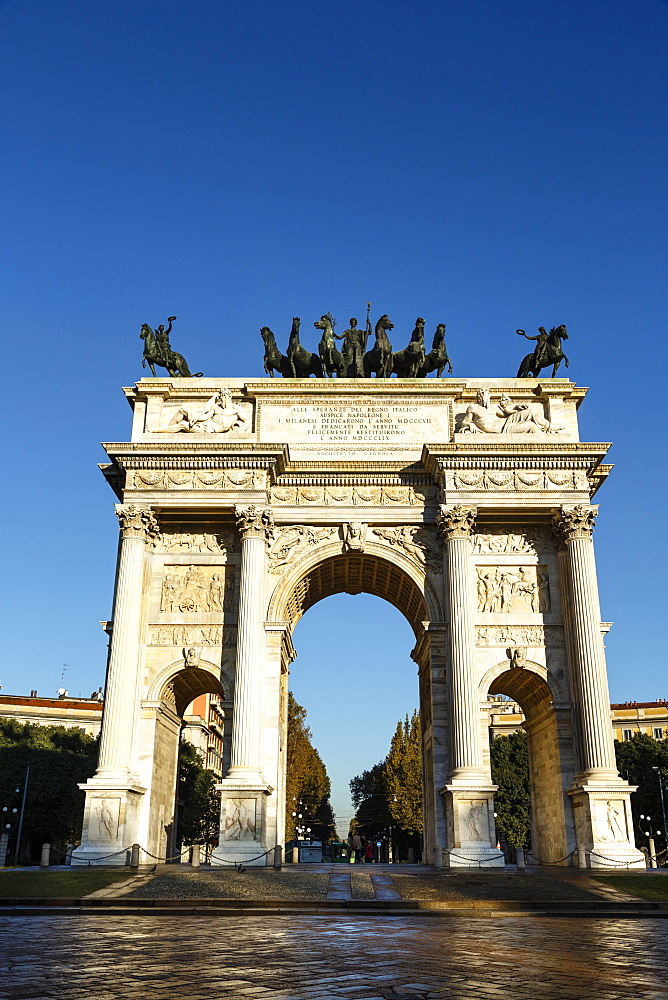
[2,914,668,999]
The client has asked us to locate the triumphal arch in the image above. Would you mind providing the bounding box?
[74,374,644,867]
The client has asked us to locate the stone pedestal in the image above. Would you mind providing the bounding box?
[212,781,272,867]
[73,504,157,866]
[568,784,644,868]
[440,786,504,867]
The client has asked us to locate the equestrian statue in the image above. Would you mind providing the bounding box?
[516,325,569,378]
[141,316,199,377]
[392,317,426,378]
[363,314,395,378]
[287,317,324,377]
[418,323,452,377]
[314,313,344,378]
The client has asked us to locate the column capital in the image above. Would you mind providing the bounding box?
[437,504,477,541]
[553,504,598,543]
[115,503,159,542]
[235,504,275,543]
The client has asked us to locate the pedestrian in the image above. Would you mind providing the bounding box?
[365,840,374,864]
[350,831,362,864]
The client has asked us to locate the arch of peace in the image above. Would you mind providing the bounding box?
[73,376,645,868]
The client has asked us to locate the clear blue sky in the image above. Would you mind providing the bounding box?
[1,1,666,830]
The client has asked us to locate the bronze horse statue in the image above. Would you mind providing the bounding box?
[140,317,195,377]
[418,323,452,377]
[364,314,395,378]
[392,317,426,378]
[261,326,293,377]
[287,317,324,377]
[516,325,569,377]
[314,314,344,378]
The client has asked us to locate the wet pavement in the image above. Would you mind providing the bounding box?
[1,914,668,999]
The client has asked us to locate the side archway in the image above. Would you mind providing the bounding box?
[480,662,576,864]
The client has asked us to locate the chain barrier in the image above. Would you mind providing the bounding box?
[208,847,274,871]
[525,850,575,866]
[443,849,506,867]
[588,850,648,868]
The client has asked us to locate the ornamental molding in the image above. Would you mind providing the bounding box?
[552,504,598,542]
[269,484,438,506]
[446,469,589,491]
[115,503,160,541]
[127,468,267,491]
[472,527,553,555]
[437,504,477,540]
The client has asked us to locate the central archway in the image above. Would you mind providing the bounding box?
[267,544,445,861]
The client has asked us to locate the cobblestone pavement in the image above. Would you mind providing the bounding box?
[2,915,668,999]
[124,867,605,903]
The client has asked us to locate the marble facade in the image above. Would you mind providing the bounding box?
[73,377,644,868]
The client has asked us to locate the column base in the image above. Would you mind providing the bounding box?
[440,783,505,868]
[212,779,273,868]
[568,780,646,869]
[72,779,146,867]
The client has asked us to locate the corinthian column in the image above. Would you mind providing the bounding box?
[437,504,486,782]
[227,505,274,782]
[96,504,158,780]
[553,505,618,779]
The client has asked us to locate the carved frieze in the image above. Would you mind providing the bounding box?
[128,468,266,491]
[155,529,239,554]
[148,624,237,646]
[183,646,201,667]
[155,389,251,434]
[472,526,552,555]
[268,525,338,574]
[161,565,235,613]
[370,525,442,572]
[476,625,564,647]
[446,469,589,491]
[476,565,550,614]
[269,484,438,506]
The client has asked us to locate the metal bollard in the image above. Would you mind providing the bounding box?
[515,847,525,870]
[577,847,587,869]
[273,845,282,870]
[191,845,200,868]
[130,843,140,869]
[40,843,50,868]
[292,846,299,864]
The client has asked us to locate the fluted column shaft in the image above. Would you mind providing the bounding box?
[438,505,485,780]
[554,505,618,777]
[97,505,158,779]
[228,506,273,781]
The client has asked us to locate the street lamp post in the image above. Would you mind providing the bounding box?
[1,766,29,867]
[652,767,668,858]
[639,815,661,868]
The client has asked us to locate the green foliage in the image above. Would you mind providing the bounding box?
[349,711,423,848]
[489,730,531,849]
[285,693,335,842]
[177,741,220,846]
[0,722,99,853]
[385,711,423,836]
[614,733,668,851]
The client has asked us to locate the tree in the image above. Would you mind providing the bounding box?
[285,693,335,842]
[385,712,423,836]
[0,720,99,859]
[489,730,531,850]
[176,741,220,851]
[615,733,668,852]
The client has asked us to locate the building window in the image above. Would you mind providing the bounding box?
[622,729,633,741]
[654,727,664,740]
